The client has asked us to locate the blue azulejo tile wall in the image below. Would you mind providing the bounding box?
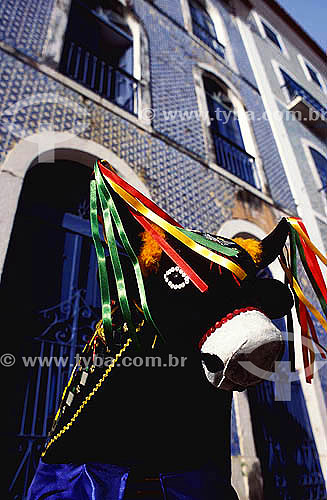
[150,0,185,26]
[0,0,55,60]
[133,0,296,213]
[0,0,296,213]
[0,48,238,233]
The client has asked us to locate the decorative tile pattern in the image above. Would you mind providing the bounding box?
[0,48,236,232]
[133,1,296,212]
[135,1,207,158]
[0,0,55,60]
[0,0,296,212]
[151,0,185,26]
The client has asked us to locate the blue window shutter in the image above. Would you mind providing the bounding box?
[306,65,322,88]
[119,44,133,75]
[115,45,134,111]
[262,21,282,50]
[190,1,216,38]
[190,1,207,30]
[224,111,245,149]
[207,94,245,149]
[189,0,224,57]
[281,70,300,102]
[310,147,327,192]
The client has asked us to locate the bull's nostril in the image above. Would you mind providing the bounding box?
[201,353,224,373]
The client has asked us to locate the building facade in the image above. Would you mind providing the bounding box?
[0,0,326,498]
[234,0,327,491]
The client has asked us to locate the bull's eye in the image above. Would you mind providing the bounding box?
[163,266,190,290]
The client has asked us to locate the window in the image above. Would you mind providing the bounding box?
[189,0,225,58]
[59,0,138,115]
[281,70,327,120]
[204,77,258,188]
[261,21,282,51]
[310,148,327,194]
[298,54,325,92]
[306,64,323,89]
[205,79,244,148]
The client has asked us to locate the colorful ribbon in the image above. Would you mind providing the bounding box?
[98,161,247,281]
[179,228,239,257]
[94,166,136,341]
[98,160,182,227]
[287,217,327,266]
[94,163,163,342]
[90,179,113,345]
[280,218,327,381]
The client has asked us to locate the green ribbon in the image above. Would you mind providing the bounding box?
[94,164,163,342]
[90,180,112,344]
[94,167,137,343]
[179,228,239,257]
[92,162,163,346]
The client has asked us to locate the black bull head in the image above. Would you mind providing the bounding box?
[42,167,295,467]
[110,206,293,390]
[137,221,293,391]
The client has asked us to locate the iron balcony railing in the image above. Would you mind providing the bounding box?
[191,20,225,58]
[60,40,139,115]
[212,130,259,189]
[282,73,327,120]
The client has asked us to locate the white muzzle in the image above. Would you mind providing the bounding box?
[200,308,284,391]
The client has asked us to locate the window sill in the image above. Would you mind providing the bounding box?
[189,31,226,63]
[208,160,274,205]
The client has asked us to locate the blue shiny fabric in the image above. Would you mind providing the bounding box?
[160,466,239,500]
[26,461,130,500]
[27,460,239,499]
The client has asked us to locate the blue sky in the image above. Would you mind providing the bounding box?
[277,0,326,51]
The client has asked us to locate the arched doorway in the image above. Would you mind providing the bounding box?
[2,160,103,498]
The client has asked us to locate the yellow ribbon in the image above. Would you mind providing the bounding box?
[287,217,327,266]
[107,177,247,280]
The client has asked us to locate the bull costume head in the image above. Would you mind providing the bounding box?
[41,159,327,469]
[136,217,293,392]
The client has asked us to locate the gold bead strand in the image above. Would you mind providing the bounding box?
[42,337,132,458]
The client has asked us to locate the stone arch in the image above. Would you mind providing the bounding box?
[0,132,149,277]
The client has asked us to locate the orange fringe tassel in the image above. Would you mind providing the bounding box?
[138,223,166,276]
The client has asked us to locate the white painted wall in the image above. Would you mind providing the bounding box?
[236,10,327,484]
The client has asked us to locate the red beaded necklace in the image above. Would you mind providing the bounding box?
[198,306,264,349]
